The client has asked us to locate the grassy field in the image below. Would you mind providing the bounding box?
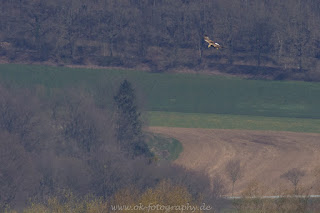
[145,133,183,161]
[147,111,320,133]
[1,64,320,132]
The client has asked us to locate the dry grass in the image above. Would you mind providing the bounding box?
[148,127,320,196]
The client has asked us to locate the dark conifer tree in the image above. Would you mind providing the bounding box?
[114,80,152,158]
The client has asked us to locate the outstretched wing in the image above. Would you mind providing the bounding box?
[204,36,213,44]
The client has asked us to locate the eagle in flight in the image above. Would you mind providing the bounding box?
[204,36,222,49]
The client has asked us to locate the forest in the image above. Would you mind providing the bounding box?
[1,0,320,80]
[0,81,224,211]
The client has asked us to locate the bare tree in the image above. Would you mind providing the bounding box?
[212,174,226,198]
[281,168,305,194]
[225,159,242,197]
[0,131,39,209]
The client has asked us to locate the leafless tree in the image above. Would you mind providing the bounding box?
[281,168,305,194]
[225,159,242,197]
[0,131,40,209]
[212,174,226,198]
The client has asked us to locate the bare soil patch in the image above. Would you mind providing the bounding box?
[148,127,320,196]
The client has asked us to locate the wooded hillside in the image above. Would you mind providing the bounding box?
[1,0,320,80]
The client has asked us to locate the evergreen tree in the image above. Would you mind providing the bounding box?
[114,80,152,158]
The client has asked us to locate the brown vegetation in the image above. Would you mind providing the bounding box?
[0,84,220,211]
[19,180,202,213]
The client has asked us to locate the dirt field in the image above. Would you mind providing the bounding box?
[148,127,320,196]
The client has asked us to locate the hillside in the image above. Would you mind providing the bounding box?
[1,0,320,80]
[1,64,320,120]
[149,127,320,196]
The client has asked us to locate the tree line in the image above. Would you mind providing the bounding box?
[1,0,320,80]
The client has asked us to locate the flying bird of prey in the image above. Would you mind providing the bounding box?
[204,36,222,49]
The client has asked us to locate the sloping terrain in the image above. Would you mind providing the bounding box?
[148,127,320,196]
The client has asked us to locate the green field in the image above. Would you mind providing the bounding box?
[0,64,320,132]
[147,111,320,133]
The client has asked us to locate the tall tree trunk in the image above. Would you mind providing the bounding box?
[232,181,235,197]
[109,38,113,57]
